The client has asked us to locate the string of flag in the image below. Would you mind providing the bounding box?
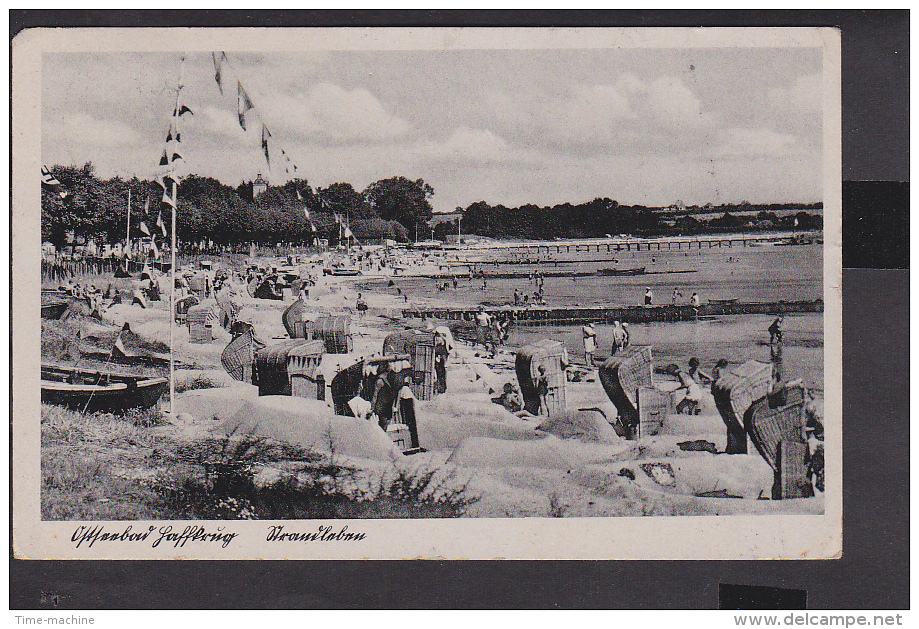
[211,52,306,182]
[146,53,193,258]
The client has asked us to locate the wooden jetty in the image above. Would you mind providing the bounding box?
[403,299,823,327]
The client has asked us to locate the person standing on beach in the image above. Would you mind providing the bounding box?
[769,315,784,345]
[644,287,653,305]
[514,289,521,306]
[475,306,492,349]
[434,334,449,394]
[690,292,700,308]
[536,365,550,416]
[611,320,625,354]
[582,322,597,366]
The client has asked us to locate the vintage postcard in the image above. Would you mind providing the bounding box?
[13,26,841,559]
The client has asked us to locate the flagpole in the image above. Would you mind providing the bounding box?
[169,179,176,416]
[126,188,131,259]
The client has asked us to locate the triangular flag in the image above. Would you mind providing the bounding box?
[296,190,303,201]
[166,123,180,143]
[157,212,167,237]
[154,173,166,190]
[175,104,193,117]
[310,222,317,233]
[213,52,227,94]
[261,123,271,165]
[343,226,354,239]
[162,188,176,208]
[159,150,169,166]
[41,166,60,187]
[111,332,128,359]
[303,207,310,220]
[143,196,150,213]
[138,221,150,236]
[238,82,254,131]
[149,239,160,259]
[41,166,70,199]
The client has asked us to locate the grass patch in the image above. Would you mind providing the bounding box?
[156,432,479,520]
[173,373,225,393]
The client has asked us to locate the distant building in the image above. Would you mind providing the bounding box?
[253,173,268,197]
[431,209,463,228]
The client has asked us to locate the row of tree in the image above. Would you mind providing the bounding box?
[41,163,435,248]
[41,163,822,249]
[434,199,822,241]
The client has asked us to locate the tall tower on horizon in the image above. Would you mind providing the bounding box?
[253,173,268,197]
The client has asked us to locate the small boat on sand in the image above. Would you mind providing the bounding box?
[42,301,70,320]
[330,265,361,276]
[41,364,168,413]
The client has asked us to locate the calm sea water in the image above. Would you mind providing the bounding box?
[361,242,825,388]
[361,243,823,308]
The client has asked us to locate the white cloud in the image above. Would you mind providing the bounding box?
[261,82,410,143]
[614,73,648,97]
[718,127,799,157]
[646,76,713,131]
[44,112,140,147]
[430,126,509,163]
[769,73,822,115]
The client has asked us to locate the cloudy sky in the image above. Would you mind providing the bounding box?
[42,46,823,212]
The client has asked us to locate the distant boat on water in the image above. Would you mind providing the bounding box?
[596,267,645,276]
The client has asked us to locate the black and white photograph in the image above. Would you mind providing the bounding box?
[13,26,841,560]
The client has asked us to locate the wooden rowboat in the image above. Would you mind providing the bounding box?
[41,364,168,413]
[41,301,70,320]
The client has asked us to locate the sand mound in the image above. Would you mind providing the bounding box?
[415,392,539,450]
[174,384,259,421]
[661,411,726,437]
[221,396,403,461]
[447,436,574,470]
[537,409,620,443]
[581,453,773,500]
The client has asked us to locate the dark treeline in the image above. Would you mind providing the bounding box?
[435,198,823,241]
[42,163,822,249]
[41,163,434,248]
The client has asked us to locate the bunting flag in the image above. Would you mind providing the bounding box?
[139,221,151,236]
[157,212,167,237]
[143,196,150,213]
[41,166,60,187]
[310,222,318,233]
[166,123,181,143]
[162,187,176,208]
[343,226,354,239]
[261,123,271,166]
[149,238,160,259]
[154,173,166,190]
[238,82,255,131]
[158,150,170,167]
[171,149,184,163]
[173,104,194,117]
[41,166,69,199]
[296,190,302,201]
[303,207,310,220]
[213,51,227,94]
